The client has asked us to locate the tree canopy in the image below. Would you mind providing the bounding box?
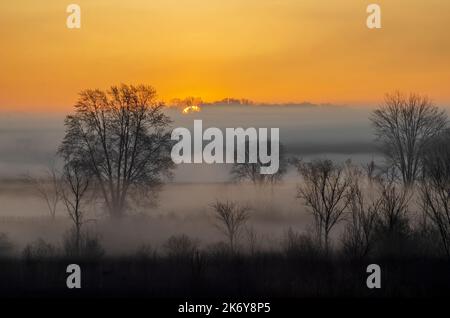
[59,84,174,217]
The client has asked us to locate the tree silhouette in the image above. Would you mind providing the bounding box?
[296,159,352,254]
[372,177,411,256]
[59,84,174,217]
[341,167,379,259]
[231,140,287,186]
[420,129,450,257]
[60,159,91,256]
[26,165,61,220]
[212,200,250,254]
[370,91,447,186]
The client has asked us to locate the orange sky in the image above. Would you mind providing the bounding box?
[1,0,450,111]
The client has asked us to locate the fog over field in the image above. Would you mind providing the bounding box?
[0,104,379,180]
[0,104,447,254]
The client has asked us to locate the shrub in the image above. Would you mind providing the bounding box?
[164,234,198,260]
[282,228,322,260]
[0,233,13,258]
[204,242,231,259]
[135,244,158,261]
[63,229,104,259]
[22,239,58,260]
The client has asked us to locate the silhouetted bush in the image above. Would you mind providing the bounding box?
[22,239,58,260]
[204,242,232,259]
[135,244,158,261]
[409,222,442,257]
[0,233,13,258]
[163,234,199,260]
[63,229,104,260]
[282,228,322,260]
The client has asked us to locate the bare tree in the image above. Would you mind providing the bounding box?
[296,159,352,254]
[364,159,378,185]
[231,140,287,186]
[341,169,380,259]
[245,226,259,256]
[375,179,411,235]
[60,160,91,255]
[58,84,174,217]
[364,176,411,257]
[212,200,250,254]
[419,129,450,257]
[27,165,61,220]
[370,91,447,186]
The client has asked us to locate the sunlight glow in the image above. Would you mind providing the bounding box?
[182,105,201,114]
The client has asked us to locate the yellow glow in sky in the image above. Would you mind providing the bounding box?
[1,0,450,111]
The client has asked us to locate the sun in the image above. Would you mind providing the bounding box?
[182,105,201,114]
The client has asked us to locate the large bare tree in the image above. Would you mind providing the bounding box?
[370,91,447,186]
[59,84,174,217]
[297,159,352,253]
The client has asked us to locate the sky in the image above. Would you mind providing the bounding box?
[1,0,450,111]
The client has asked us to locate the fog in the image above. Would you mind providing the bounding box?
[0,105,379,180]
[0,104,429,254]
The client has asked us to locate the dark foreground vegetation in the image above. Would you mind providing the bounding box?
[0,253,449,298]
[1,215,450,299]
